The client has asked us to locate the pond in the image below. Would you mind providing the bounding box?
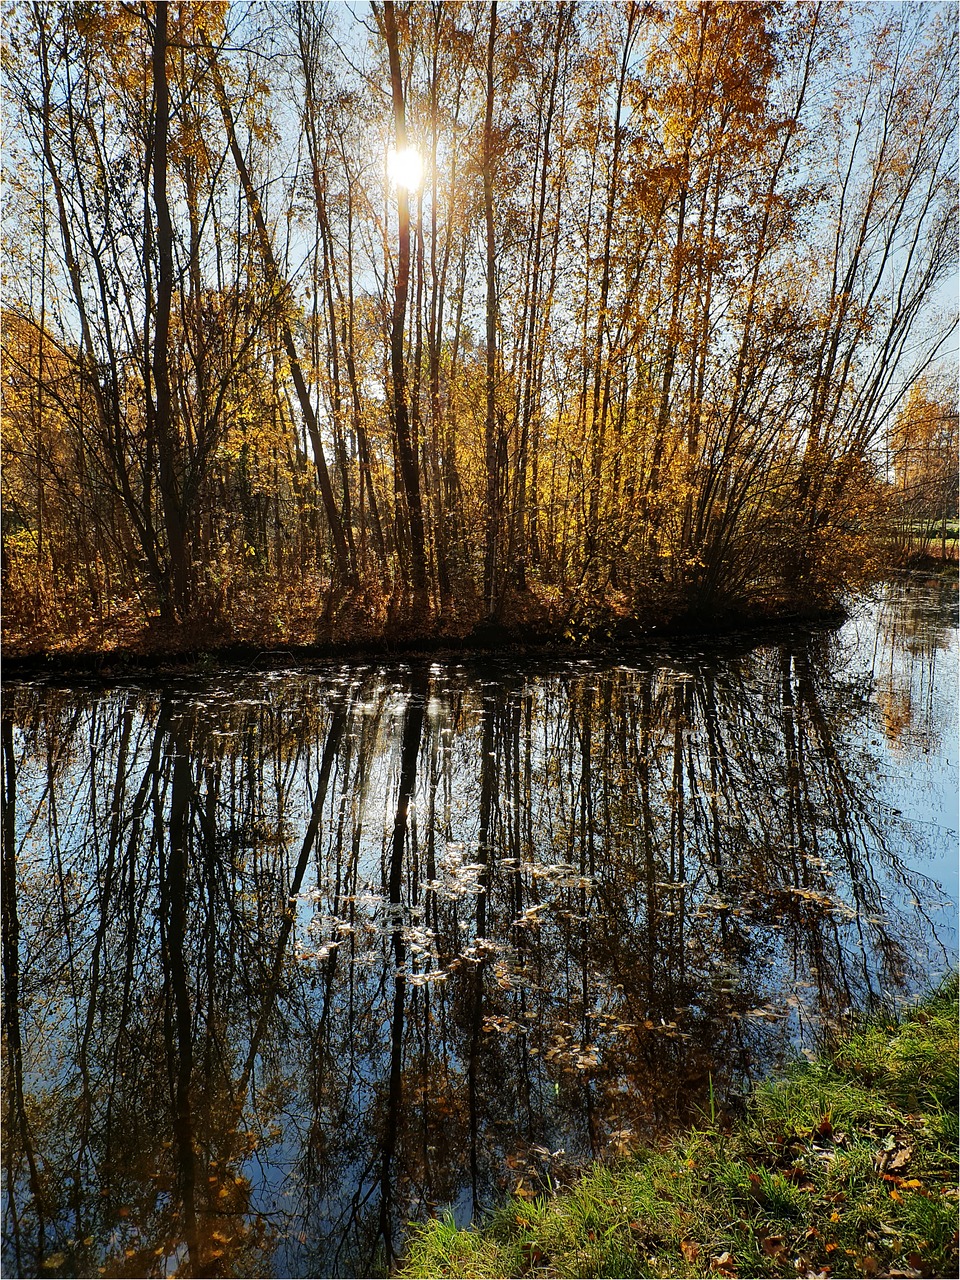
[2,575,957,1279]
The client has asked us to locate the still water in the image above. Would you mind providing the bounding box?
[2,576,956,1279]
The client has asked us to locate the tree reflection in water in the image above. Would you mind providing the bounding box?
[2,580,956,1279]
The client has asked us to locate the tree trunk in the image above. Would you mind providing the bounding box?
[380,1,429,606]
[151,4,190,619]
[482,2,500,617]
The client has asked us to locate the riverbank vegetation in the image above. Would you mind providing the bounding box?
[401,978,959,1280]
[2,3,957,660]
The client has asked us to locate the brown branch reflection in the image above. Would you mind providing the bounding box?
[2,583,955,1278]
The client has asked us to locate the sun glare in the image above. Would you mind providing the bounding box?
[387,146,423,192]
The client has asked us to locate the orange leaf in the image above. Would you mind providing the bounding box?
[681,1240,701,1263]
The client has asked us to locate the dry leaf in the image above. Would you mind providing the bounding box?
[711,1251,737,1276]
[681,1239,701,1263]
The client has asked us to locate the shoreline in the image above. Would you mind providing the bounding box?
[399,979,960,1280]
[3,566,953,686]
[1,597,851,683]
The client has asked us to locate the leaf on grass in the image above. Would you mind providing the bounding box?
[520,1242,546,1268]
[761,1235,786,1257]
[710,1251,737,1276]
[862,1256,879,1277]
[888,1146,912,1172]
[681,1239,701,1263]
[747,1172,766,1201]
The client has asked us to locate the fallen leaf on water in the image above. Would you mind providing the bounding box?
[42,1256,66,1270]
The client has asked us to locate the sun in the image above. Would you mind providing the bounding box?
[387,146,423,192]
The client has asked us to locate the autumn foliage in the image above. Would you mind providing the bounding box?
[2,2,956,655]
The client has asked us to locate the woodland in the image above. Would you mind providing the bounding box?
[2,0,958,660]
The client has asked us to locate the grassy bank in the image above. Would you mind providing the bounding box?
[401,980,959,1279]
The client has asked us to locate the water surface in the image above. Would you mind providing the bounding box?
[2,576,956,1278]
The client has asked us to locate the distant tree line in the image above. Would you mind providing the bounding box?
[2,1,956,647]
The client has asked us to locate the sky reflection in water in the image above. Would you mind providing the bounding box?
[2,576,956,1279]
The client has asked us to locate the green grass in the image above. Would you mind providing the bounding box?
[400,979,959,1278]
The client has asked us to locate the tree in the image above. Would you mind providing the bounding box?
[375,0,429,607]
